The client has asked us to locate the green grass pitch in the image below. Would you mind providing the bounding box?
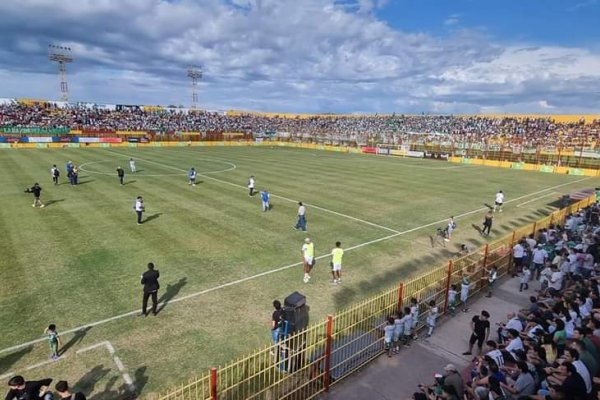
[0,146,596,398]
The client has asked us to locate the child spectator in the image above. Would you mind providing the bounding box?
[460,275,471,312]
[403,306,413,347]
[44,324,61,360]
[425,300,438,338]
[520,265,531,292]
[447,284,458,316]
[384,316,395,357]
[410,297,419,339]
[393,310,405,353]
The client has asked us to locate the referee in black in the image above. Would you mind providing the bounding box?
[140,262,160,316]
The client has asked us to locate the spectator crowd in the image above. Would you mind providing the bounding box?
[1,102,599,148]
[409,202,600,400]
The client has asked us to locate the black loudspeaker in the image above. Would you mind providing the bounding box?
[282,292,308,333]
[284,291,306,308]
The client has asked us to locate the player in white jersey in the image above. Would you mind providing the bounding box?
[493,190,504,213]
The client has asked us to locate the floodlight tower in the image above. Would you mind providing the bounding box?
[48,44,73,101]
[187,66,203,109]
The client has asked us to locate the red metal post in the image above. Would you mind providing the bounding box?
[324,315,334,392]
[210,368,218,400]
[397,282,404,312]
[443,260,453,312]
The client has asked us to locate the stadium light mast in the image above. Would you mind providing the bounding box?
[187,66,203,109]
[48,44,73,102]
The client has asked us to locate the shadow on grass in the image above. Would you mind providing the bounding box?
[123,180,136,185]
[483,203,494,210]
[77,179,95,185]
[0,345,33,374]
[45,199,65,206]
[157,277,188,314]
[59,326,92,356]
[472,223,483,235]
[144,213,163,223]
[88,376,129,400]
[75,364,111,396]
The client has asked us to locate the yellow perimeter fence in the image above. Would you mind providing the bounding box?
[156,195,597,400]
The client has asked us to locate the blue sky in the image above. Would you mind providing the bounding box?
[377,0,600,47]
[0,0,599,113]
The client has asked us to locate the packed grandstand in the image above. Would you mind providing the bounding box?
[1,99,599,148]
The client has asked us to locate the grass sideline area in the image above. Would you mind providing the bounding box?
[0,146,597,398]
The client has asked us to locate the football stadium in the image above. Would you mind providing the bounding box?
[2,2,600,400]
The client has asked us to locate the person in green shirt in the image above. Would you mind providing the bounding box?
[44,324,61,360]
[552,319,567,358]
[330,241,344,285]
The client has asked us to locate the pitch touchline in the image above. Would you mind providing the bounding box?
[105,149,402,234]
[0,177,591,355]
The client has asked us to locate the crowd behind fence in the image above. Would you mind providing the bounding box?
[155,195,596,400]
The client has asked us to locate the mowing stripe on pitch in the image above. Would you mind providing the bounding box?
[104,149,402,234]
[0,176,591,355]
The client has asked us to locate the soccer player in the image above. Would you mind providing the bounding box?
[260,189,270,211]
[247,175,255,196]
[129,158,136,173]
[188,167,197,186]
[302,238,314,283]
[50,164,60,185]
[116,166,125,185]
[493,190,504,213]
[330,241,344,284]
[446,216,456,241]
[482,210,493,236]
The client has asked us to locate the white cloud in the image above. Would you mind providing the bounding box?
[444,14,461,26]
[0,0,598,113]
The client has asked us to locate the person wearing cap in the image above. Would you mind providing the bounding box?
[55,380,86,399]
[116,166,125,185]
[442,363,464,399]
[5,375,53,400]
[301,237,314,283]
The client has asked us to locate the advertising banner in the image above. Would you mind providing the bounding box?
[361,146,377,154]
[406,150,425,158]
[78,137,100,143]
[0,127,69,135]
[511,162,524,170]
[26,136,54,143]
[99,137,122,143]
[568,168,585,176]
[376,147,390,155]
[127,137,140,143]
[539,165,554,173]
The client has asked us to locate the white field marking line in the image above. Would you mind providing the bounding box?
[516,192,557,208]
[0,176,592,355]
[1,341,135,394]
[79,157,236,177]
[77,341,136,392]
[105,149,401,234]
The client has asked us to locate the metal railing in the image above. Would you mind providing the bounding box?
[156,194,596,400]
